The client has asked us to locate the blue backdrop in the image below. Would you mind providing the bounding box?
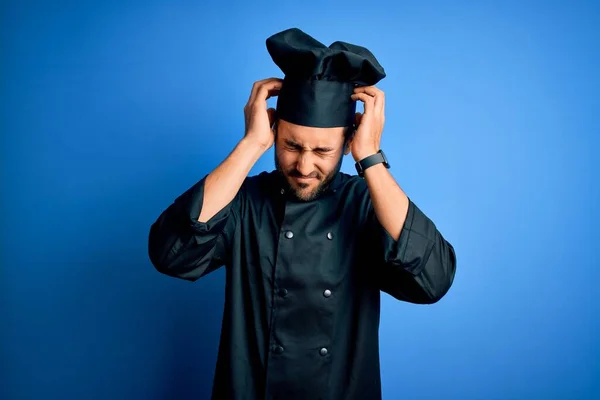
[2,1,598,399]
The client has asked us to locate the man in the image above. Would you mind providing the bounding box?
[148,28,456,400]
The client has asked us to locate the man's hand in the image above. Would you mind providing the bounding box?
[244,78,282,150]
[198,78,281,223]
[350,86,385,161]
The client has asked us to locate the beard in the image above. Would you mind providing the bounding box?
[275,152,344,202]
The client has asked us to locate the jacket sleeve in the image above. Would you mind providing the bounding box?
[148,175,243,282]
[371,199,457,304]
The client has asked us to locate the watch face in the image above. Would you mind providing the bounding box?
[380,150,389,165]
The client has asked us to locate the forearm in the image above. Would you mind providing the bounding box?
[363,163,410,241]
[199,138,267,222]
[364,171,457,303]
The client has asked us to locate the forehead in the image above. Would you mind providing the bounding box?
[278,119,345,147]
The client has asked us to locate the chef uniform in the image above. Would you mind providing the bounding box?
[148,28,457,400]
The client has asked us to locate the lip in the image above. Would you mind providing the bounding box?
[294,176,316,182]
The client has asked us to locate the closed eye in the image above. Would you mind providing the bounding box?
[284,140,333,154]
[284,139,302,151]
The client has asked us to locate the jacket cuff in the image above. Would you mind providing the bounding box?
[381,199,436,275]
[173,175,233,234]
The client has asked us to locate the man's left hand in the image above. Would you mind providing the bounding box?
[350,86,385,162]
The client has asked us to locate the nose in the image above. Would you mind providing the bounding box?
[296,152,315,177]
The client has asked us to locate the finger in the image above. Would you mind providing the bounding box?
[247,80,262,103]
[353,85,381,97]
[265,86,282,101]
[354,86,384,111]
[251,82,282,109]
[248,78,283,105]
[376,89,384,113]
[261,79,283,96]
[351,93,375,114]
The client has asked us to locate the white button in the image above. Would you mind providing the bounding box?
[326,232,333,240]
[285,231,294,239]
[323,289,332,298]
[319,348,328,356]
[281,188,285,194]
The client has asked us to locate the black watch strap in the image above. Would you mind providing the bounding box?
[355,150,390,177]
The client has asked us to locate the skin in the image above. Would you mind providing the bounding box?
[273,119,350,202]
[199,78,409,241]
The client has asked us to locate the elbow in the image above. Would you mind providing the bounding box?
[380,252,456,305]
[147,240,201,282]
[147,219,187,279]
[147,226,175,276]
[148,245,170,276]
[147,222,219,282]
[422,242,457,304]
[422,279,453,304]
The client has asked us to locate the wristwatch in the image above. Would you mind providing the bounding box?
[355,150,390,177]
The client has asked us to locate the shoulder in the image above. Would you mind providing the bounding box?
[242,170,282,197]
[337,171,369,197]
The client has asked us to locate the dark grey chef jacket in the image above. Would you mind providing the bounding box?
[148,169,456,400]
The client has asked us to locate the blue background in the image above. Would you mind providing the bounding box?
[2,1,598,399]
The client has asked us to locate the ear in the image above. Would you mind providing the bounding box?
[355,112,363,127]
[343,126,355,155]
[272,119,279,140]
[268,108,277,128]
[344,142,352,155]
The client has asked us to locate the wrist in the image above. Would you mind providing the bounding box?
[240,136,271,154]
[237,137,270,165]
[353,147,379,162]
[354,149,390,177]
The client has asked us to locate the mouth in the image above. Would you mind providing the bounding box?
[292,176,319,185]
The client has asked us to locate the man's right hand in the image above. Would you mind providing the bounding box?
[243,78,282,150]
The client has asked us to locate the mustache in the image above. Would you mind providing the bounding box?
[288,169,321,179]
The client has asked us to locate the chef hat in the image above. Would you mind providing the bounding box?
[266,28,386,128]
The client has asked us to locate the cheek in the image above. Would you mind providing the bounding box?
[277,150,297,169]
[319,156,340,172]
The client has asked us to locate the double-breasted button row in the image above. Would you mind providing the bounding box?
[283,230,333,240]
[272,345,328,357]
[277,288,331,298]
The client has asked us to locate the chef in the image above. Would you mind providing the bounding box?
[148,27,457,400]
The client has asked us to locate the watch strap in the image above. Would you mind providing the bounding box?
[355,150,389,177]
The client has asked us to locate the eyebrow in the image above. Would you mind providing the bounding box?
[284,139,334,153]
